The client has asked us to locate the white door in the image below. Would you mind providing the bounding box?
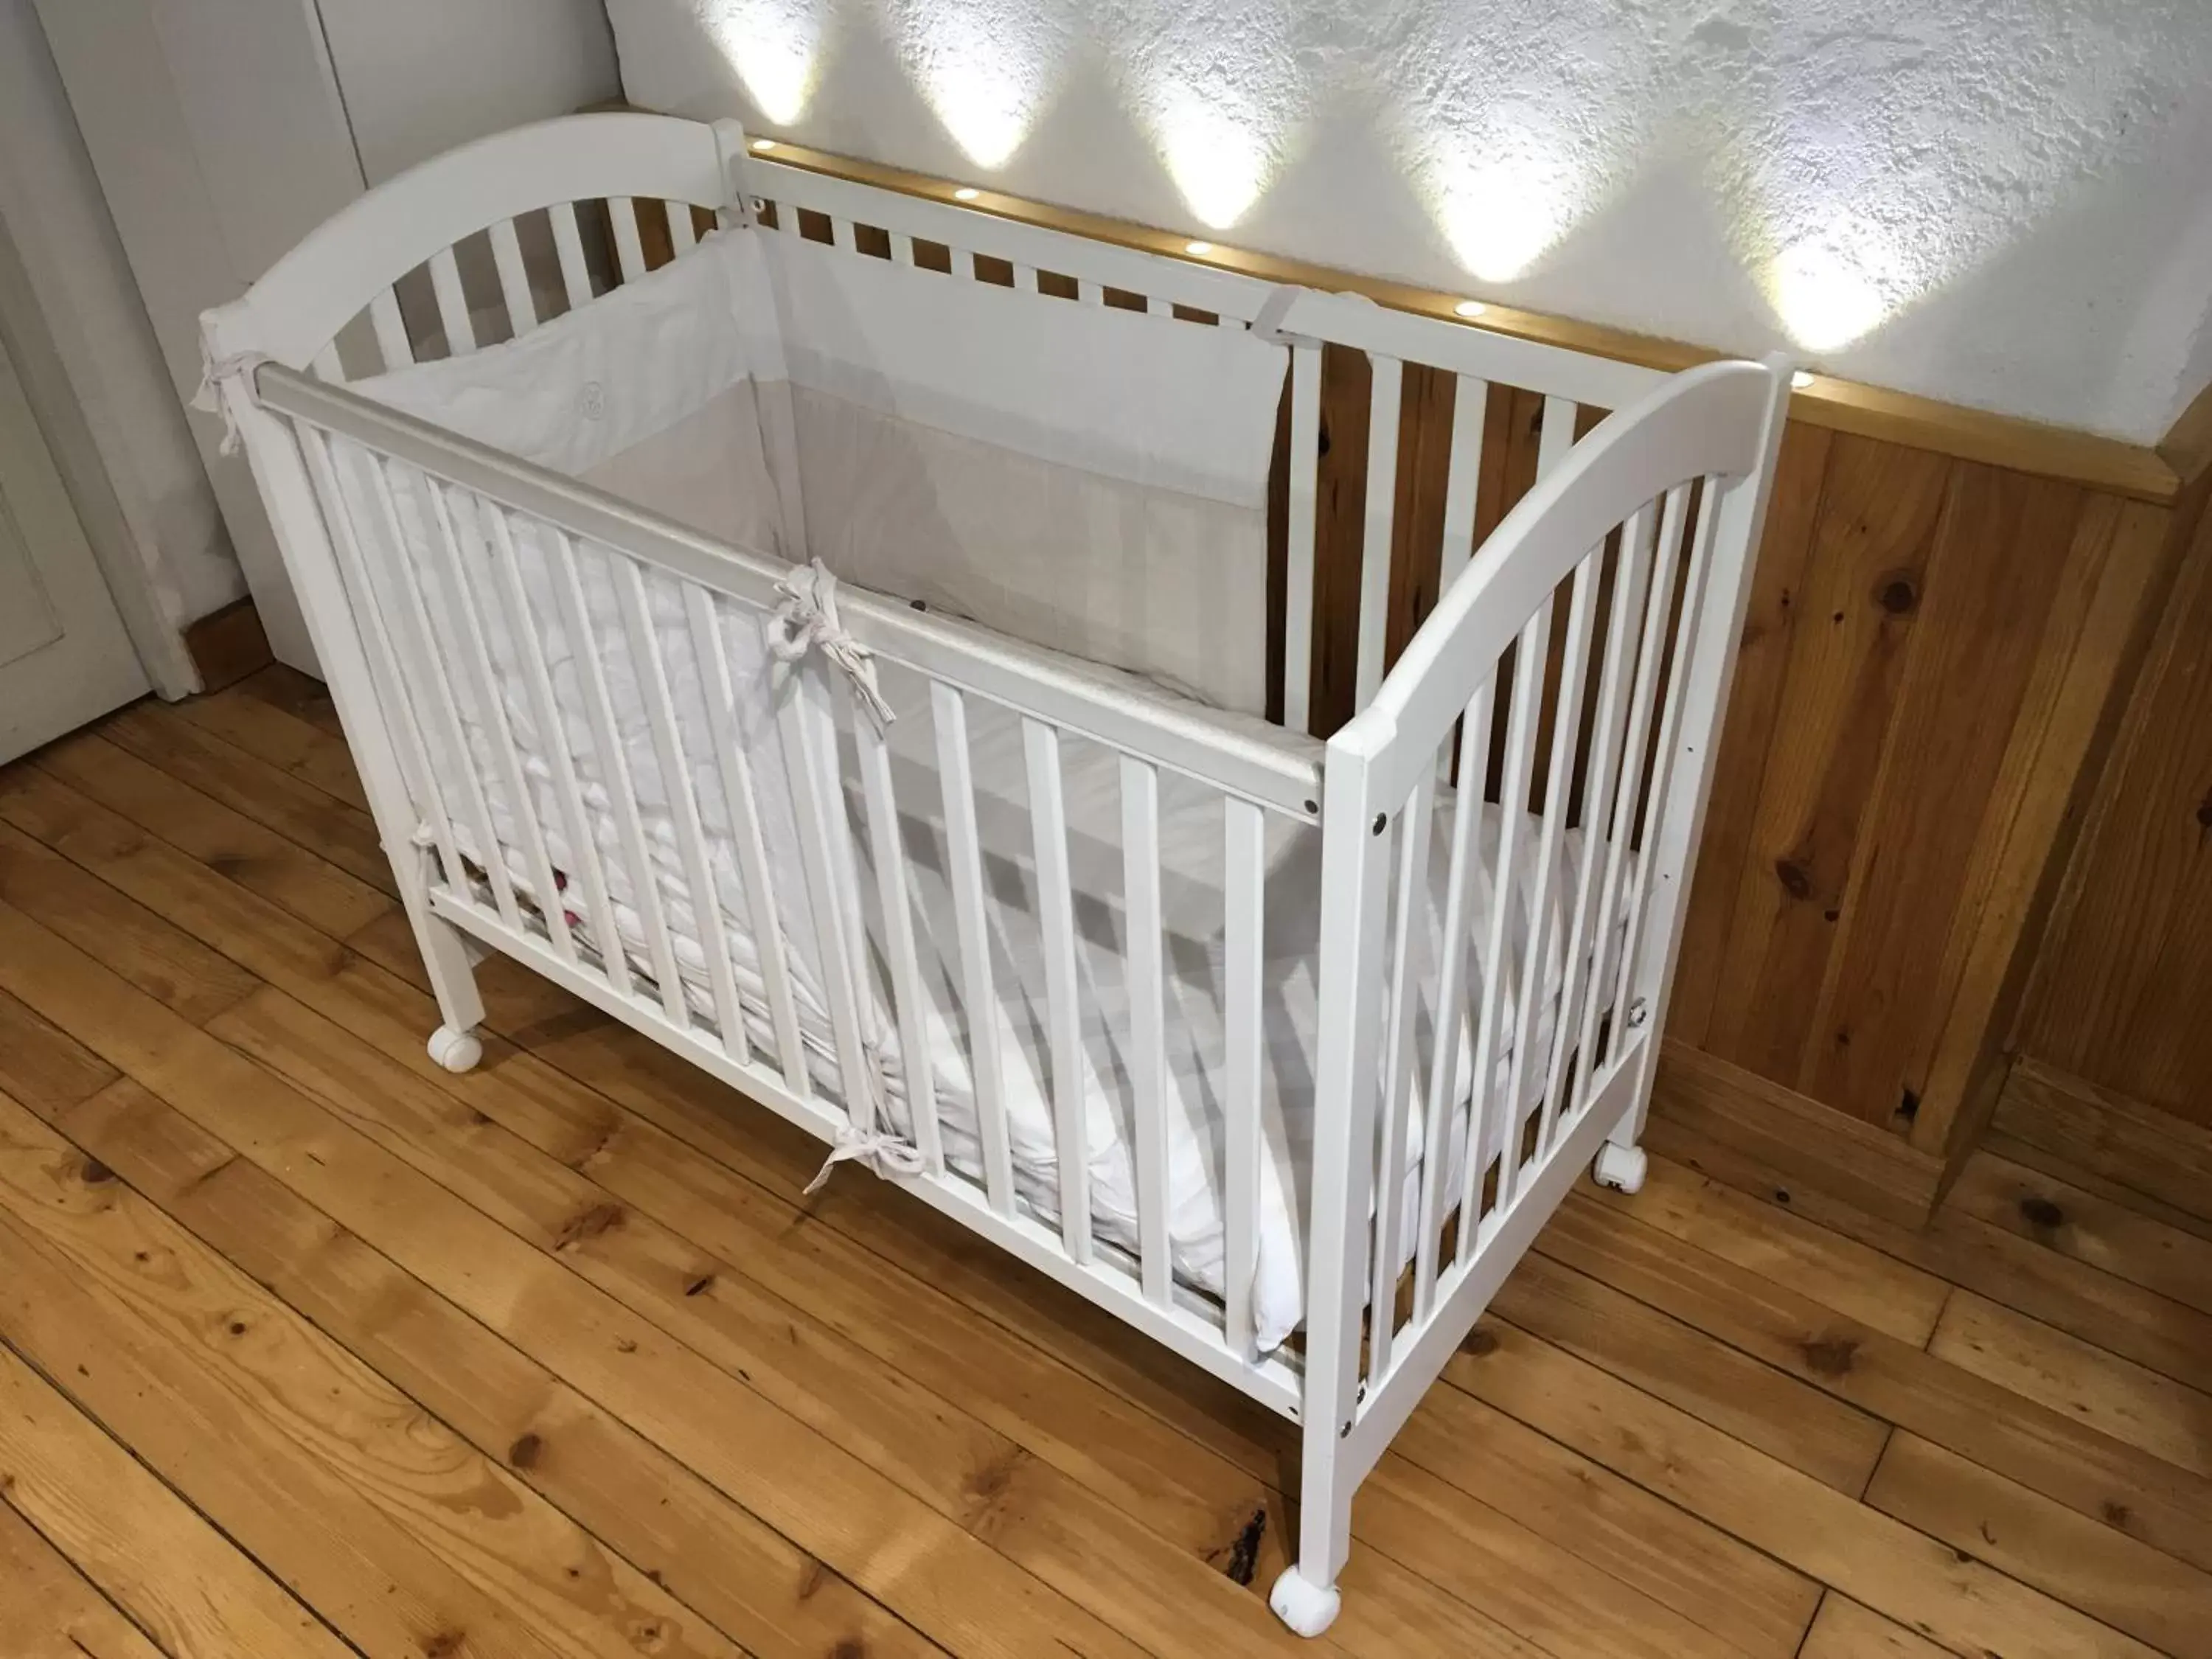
[0,324,147,762]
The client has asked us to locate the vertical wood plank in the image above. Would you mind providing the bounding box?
[1669,424,1834,1044]
[1282,343,1323,734]
[1804,467,2087,1125]
[1701,435,1951,1084]
[1354,355,1404,709]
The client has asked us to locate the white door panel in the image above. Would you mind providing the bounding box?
[0,325,147,762]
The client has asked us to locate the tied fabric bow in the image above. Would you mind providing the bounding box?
[769,560,895,729]
[804,1123,927,1195]
[192,343,274,456]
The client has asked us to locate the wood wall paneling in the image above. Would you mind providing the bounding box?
[2019,484,2212,1127]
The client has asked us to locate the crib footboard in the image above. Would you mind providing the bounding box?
[1276,354,1791,1632]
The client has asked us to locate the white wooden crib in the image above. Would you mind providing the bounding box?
[199,111,1790,1638]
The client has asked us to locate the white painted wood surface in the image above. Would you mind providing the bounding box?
[205,111,1794,1641]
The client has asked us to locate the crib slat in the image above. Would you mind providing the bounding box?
[608,197,649,284]
[856,707,942,1170]
[779,661,880,1133]
[1439,375,1490,594]
[1023,719,1090,1261]
[1012,262,1039,293]
[549,203,595,313]
[1498,547,1604,1209]
[1353,355,1404,711]
[546,529,689,1022]
[487,218,538,338]
[776,200,803,239]
[1145,295,1172,318]
[1543,500,1659,1137]
[933,681,1015,1212]
[1608,481,1724,1067]
[310,343,344,383]
[664,198,700,255]
[1077,279,1103,306]
[830,215,857,253]
[424,482,574,961]
[358,458,515,927]
[824,676,892,1124]
[1121,754,1171,1307]
[1412,678,1496,1317]
[483,503,627,987]
[1221,797,1266,1357]
[686,587,811,1094]
[1369,772,1434,1380]
[1537,394,1579,479]
[889,231,917,267]
[294,425,456,888]
[618,563,748,1057]
[951,246,976,280]
[1458,602,1552,1264]
[1282,342,1323,734]
[425,246,477,357]
[1578,485,1692,1098]
[368,289,414,370]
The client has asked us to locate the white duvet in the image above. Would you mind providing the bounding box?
[341,227,1622,1349]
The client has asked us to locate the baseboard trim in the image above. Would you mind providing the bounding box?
[181,598,271,694]
[1648,1039,1944,1230]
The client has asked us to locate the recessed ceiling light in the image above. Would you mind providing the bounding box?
[1185,239,1214,255]
[1791,369,1815,389]
[1454,299,1487,318]
[750,138,776,153]
[953,187,981,201]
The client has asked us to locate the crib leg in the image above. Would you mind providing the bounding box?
[412,903,485,1074]
[1593,1043,1656,1193]
[1271,1422,1350,1637]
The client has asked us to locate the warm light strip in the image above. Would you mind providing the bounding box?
[742,137,2178,504]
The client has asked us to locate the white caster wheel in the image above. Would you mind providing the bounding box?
[1270,1566,1342,1638]
[1593,1142,1648,1194]
[427,1024,483,1074]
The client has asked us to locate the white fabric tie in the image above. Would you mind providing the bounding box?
[804,1123,927,1194]
[192,344,273,456]
[769,559,894,728]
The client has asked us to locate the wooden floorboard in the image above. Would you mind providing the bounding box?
[4,689,2207,1658]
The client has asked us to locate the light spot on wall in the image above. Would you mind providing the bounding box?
[1374,0,1656,284]
[1099,0,1305,229]
[1768,217,1900,351]
[700,0,822,125]
[883,0,1074,167]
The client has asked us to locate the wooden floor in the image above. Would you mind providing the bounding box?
[1,669,2208,1659]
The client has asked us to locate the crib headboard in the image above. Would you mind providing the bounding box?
[201,112,740,382]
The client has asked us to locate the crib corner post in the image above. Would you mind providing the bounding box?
[215,374,486,1068]
[1279,725,1394,1638]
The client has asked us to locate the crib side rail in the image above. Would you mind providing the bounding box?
[230,357,1323,1410]
[1300,357,1792,1494]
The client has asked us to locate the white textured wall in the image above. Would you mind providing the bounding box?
[611,0,2212,442]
